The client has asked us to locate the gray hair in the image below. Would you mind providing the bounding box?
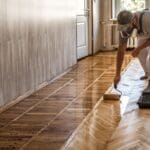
[117,10,133,25]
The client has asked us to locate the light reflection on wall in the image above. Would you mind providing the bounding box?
[6,0,77,22]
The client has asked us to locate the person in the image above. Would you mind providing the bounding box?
[114,9,150,87]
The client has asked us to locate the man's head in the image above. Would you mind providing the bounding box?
[117,10,134,38]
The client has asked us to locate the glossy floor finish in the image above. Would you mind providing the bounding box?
[62,58,150,150]
[0,52,132,150]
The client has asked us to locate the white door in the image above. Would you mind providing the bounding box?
[76,0,90,59]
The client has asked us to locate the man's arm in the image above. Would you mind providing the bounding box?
[114,34,128,86]
[132,38,150,57]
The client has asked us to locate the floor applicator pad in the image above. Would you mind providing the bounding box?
[103,86,121,100]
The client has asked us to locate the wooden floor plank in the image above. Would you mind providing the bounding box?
[62,58,150,150]
[0,52,133,150]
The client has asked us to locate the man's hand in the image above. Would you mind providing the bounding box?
[114,75,121,88]
[131,48,140,57]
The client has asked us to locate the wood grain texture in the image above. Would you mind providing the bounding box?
[0,52,132,150]
[63,58,150,150]
[0,0,77,107]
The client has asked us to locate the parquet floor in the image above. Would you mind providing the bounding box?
[62,58,148,150]
[0,51,140,150]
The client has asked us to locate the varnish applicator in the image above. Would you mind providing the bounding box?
[103,84,121,100]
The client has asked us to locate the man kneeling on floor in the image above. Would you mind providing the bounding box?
[114,9,150,108]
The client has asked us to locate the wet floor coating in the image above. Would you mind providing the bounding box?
[0,52,143,150]
[62,58,150,150]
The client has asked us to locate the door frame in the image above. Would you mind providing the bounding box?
[76,0,93,60]
[87,0,93,56]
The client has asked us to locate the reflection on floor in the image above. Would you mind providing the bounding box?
[62,58,149,150]
[0,52,134,150]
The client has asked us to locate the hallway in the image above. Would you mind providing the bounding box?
[0,52,132,150]
[1,0,150,149]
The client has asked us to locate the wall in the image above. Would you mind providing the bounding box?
[146,0,150,7]
[93,0,101,53]
[99,0,113,50]
[0,0,77,107]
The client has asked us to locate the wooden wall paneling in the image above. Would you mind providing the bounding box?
[48,29,53,79]
[0,43,4,106]
[0,0,6,106]
[0,47,3,106]
[2,1,10,104]
[0,27,2,105]
[0,0,77,107]
[5,1,19,102]
[58,22,65,73]
[0,43,3,106]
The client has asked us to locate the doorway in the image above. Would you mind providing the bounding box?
[76,0,92,59]
[76,0,102,59]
